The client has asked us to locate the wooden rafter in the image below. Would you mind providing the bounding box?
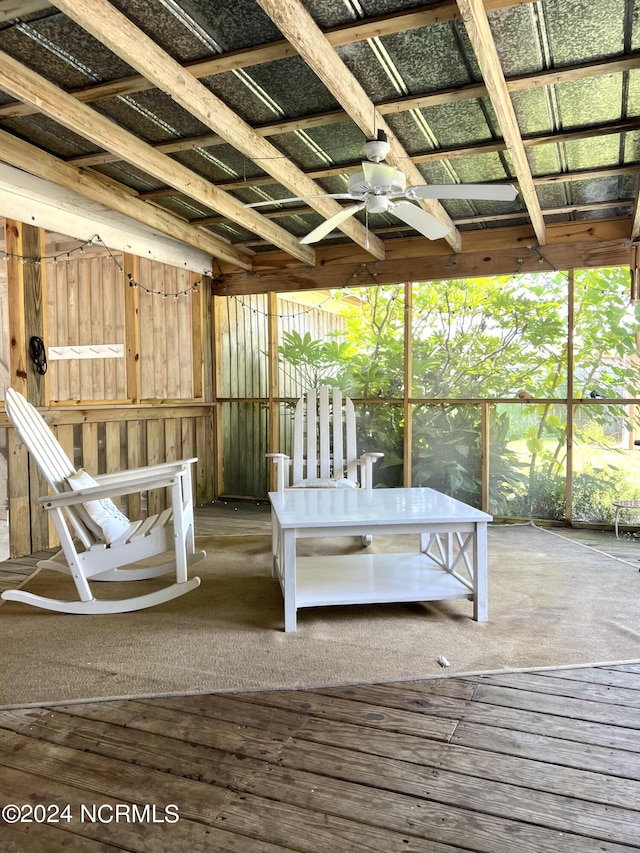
[49,0,385,261]
[0,0,49,22]
[0,127,254,270]
[0,0,535,122]
[254,0,460,252]
[0,49,319,265]
[47,53,640,159]
[456,0,545,245]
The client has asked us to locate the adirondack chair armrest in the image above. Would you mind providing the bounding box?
[94,458,197,485]
[39,470,183,508]
[265,453,291,491]
[358,451,384,490]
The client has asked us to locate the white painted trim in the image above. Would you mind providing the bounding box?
[0,163,212,273]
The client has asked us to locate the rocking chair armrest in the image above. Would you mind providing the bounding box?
[93,458,197,485]
[360,452,384,460]
[39,470,183,508]
[265,453,290,462]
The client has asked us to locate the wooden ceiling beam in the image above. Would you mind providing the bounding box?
[0,0,49,22]
[456,0,545,245]
[0,48,317,265]
[0,128,253,270]
[254,0,460,252]
[49,0,384,261]
[217,218,632,294]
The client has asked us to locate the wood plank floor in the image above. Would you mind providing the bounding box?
[1,503,639,851]
[0,665,639,851]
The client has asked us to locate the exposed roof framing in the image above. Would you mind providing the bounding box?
[0,0,635,278]
[456,0,545,244]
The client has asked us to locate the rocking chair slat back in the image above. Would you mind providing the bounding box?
[5,388,75,492]
[5,388,94,548]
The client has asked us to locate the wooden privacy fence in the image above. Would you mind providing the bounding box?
[1,403,213,558]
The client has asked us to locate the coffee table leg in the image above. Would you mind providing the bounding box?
[283,528,297,632]
[473,522,488,622]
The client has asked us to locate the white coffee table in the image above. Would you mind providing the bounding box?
[269,487,492,632]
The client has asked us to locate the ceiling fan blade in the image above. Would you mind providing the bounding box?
[245,193,354,208]
[391,201,452,240]
[300,203,366,244]
[408,183,518,201]
[361,161,399,187]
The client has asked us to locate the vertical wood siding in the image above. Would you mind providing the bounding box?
[45,254,127,402]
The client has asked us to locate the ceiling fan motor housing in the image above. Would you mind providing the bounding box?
[348,167,406,198]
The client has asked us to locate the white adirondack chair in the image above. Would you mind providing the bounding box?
[2,388,204,614]
[267,386,384,543]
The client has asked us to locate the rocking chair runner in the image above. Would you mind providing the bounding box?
[2,388,204,614]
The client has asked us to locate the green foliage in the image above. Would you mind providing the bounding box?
[277,330,353,389]
[276,268,640,518]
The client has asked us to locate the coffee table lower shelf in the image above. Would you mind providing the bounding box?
[292,552,473,610]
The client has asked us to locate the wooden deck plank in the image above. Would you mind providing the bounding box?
[470,682,640,727]
[0,728,236,823]
[221,772,636,853]
[48,699,292,761]
[0,669,637,851]
[1,821,122,853]
[0,706,273,787]
[13,699,640,813]
[534,666,640,690]
[469,672,640,706]
[144,691,459,741]
[460,695,640,752]
[227,688,466,737]
[0,764,287,853]
[450,720,640,780]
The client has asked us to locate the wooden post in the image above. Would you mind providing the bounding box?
[403,282,412,487]
[4,219,48,554]
[565,269,575,525]
[124,252,140,403]
[191,271,203,400]
[267,290,279,492]
[195,273,214,504]
[212,294,225,497]
[481,401,490,513]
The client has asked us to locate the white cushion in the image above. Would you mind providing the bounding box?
[291,477,359,489]
[66,468,131,544]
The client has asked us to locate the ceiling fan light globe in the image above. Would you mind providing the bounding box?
[367,195,391,214]
[348,168,406,197]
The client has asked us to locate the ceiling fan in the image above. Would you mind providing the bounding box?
[244,131,518,244]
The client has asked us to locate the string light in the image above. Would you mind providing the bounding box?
[1,235,562,305]
[213,261,384,319]
[0,233,210,299]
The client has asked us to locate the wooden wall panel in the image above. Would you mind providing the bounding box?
[137,260,194,400]
[46,253,126,402]
[4,233,215,556]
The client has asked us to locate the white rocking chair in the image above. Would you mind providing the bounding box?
[267,386,384,544]
[2,388,204,614]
